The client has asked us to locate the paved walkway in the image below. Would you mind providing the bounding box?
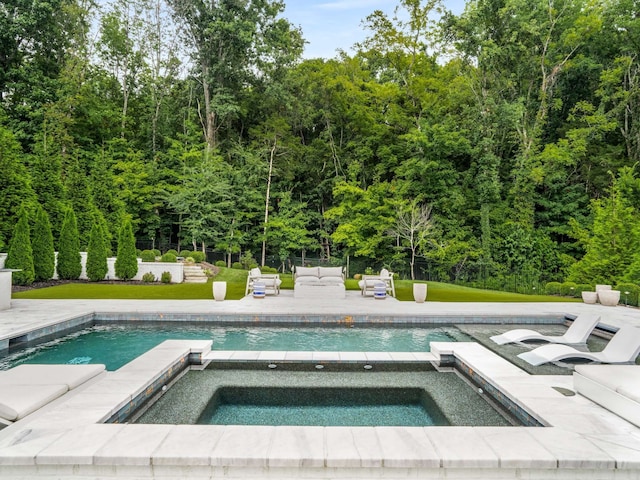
[2,292,640,343]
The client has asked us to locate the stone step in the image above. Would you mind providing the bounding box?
[182,264,208,284]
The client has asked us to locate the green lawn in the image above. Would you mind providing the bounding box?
[12,267,578,302]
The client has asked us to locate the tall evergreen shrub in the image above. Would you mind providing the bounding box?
[86,221,108,281]
[115,218,138,280]
[5,205,35,285]
[57,208,82,280]
[32,205,55,281]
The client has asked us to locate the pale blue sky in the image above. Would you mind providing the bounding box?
[283,0,467,59]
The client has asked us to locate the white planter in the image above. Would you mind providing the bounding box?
[598,290,620,306]
[595,284,612,293]
[581,291,598,304]
[212,281,227,301]
[0,270,15,311]
[413,283,427,303]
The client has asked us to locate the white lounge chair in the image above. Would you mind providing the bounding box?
[358,269,396,297]
[245,267,281,296]
[518,326,640,366]
[490,313,601,345]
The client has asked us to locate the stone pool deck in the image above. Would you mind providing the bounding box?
[0,293,639,479]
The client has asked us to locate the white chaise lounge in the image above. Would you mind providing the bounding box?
[573,364,640,428]
[0,364,106,425]
[490,313,601,345]
[293,266,345,299]
[518,326,640,366]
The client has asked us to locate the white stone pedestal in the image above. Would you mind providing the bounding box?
[0,270,16,311]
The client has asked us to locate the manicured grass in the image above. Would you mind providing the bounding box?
[13,267,578,302]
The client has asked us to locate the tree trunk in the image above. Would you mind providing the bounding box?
[261,137,276,267]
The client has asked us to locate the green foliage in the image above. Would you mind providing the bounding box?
[231,262,243,269]
[32,205,55,282]
[559,282,578,297]
[141,272,156,283]
[5,205,35,285]
[615,283,640,307]
[153,249,161,256]
[115,218,138,280]
[161,252,177,262]
[160,271,172,284]
[575,284,593,296]
[191,251,205,263]
[215,260,226,268]
[165,249,178,256]
[57,209,82,280]
[86,222,108,282]
[545,282,562,295]
[239,252,257,270]
[179,250,191,258]
[260,266,278,274]
[140,250,156,262]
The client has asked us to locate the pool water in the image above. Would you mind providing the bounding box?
[0,324,467,371]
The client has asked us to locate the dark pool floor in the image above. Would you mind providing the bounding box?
[135,368,512,427]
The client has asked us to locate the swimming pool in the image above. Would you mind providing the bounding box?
[0,324,472,371]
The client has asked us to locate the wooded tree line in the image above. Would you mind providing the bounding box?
[2,0,640,288]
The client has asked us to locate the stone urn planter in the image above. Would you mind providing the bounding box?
[598,289,620,306]
[581,291,598,304]
[212,281,227,301]
[413,283,427,303]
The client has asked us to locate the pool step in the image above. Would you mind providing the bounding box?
[182,264,208,283]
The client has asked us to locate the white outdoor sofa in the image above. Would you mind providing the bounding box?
[573,364,640,428]
[293,266,346,299]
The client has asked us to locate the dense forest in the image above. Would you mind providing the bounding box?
[2,0,640,290]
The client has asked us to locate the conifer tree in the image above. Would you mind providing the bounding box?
[6,205,35,285]
[86,220,108,281]
[115,218,138,280]
[32,205,55,281]
[57,208,82,280]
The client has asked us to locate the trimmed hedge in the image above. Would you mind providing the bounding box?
[140,250,156,262]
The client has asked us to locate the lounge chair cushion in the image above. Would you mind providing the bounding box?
[0,384,68,421]
[295,266,319,277]
[0,364,106,390]
[318,267,343,278]
[249,267,261,278]
[316,276,344,285]
[295,276,320,285]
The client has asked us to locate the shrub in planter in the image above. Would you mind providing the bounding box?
[142,272,156,283]
[545,282,562,295]
[140,250,156,262]
[184,256,195,264]
[179,249,191,258]
[153,249,161,257]
[161,252,177,262]
[166,249,178,256]
[353,273,362,280]
[191,251,205,263]
[161,271,172,283]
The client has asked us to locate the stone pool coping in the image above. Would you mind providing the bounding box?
[0,338,639,478]
[0,295,639,479]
